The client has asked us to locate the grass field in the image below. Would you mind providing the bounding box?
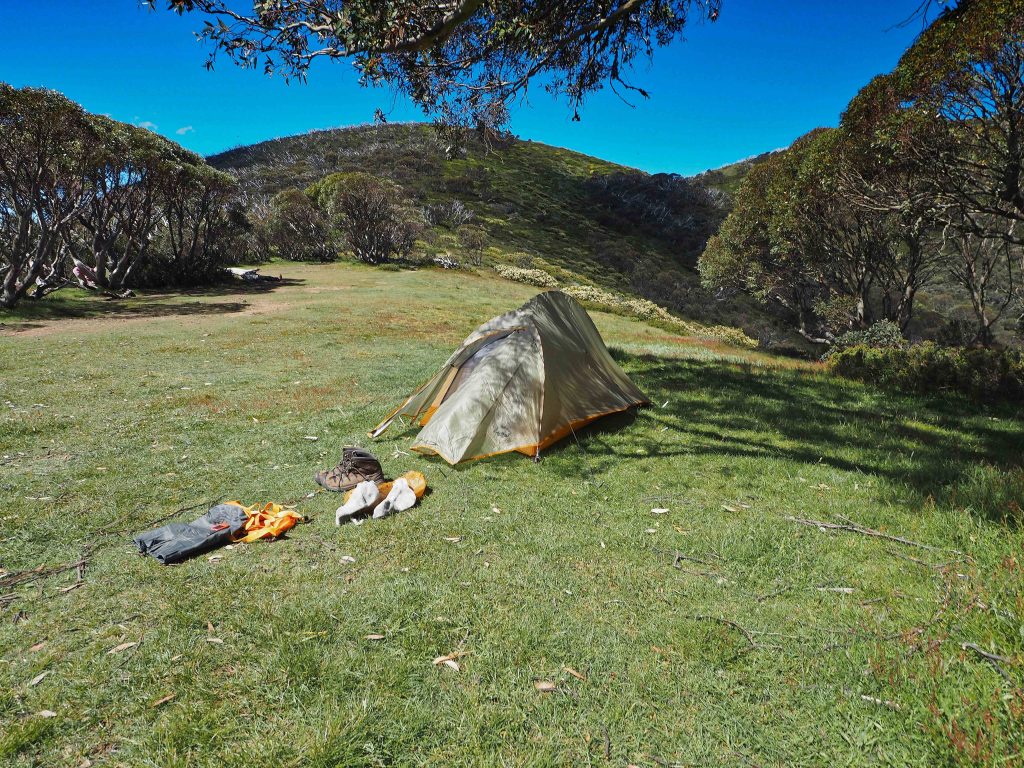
[2,263,1022,767]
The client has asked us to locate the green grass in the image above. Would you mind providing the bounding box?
[2,263,1022,767]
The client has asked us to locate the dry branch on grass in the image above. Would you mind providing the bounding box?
[785,514,958,554]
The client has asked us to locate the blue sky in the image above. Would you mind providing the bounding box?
[0,1,925,174]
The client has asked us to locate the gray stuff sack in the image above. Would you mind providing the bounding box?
[133,503,248,565]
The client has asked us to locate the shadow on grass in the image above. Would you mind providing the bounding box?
[545,351,1024,524]
[0,278,305,330]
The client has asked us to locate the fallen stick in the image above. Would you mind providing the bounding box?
[786,515,955,553]
[688,615,759,651]
[961,642,1015,685]
[0,556,90,590]
[673,551,712,567]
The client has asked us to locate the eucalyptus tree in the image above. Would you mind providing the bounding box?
[152,0,721,128]
[72,117,187,291]
[0,85,98,308]
[150,159,239,285]
[700,141,827,342]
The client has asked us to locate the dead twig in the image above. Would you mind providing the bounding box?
[962,642,1015,685]
[673,551,711,567]
[687,615,765,652]
[786,515,957,554]
[756,584,793,603]
[0,554,92,590]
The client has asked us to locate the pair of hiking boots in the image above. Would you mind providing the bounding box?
[314,447,386,493]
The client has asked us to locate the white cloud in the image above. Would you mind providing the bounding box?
[175,125,195,136]
[136,120,158,131]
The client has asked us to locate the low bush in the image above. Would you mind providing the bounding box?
[562,284,758,348]
[494,265,559,288]
[827,342,1024,403]
[829,319,906,353]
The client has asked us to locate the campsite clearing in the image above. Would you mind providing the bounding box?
[1,262,1022,766]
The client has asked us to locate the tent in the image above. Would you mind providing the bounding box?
[370,290,649,464]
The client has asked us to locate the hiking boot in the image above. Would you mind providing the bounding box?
[315,447,385,492]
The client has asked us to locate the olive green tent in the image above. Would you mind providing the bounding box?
[370,290,649,464]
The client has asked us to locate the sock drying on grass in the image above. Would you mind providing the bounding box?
[336,481,379,525]
[373,477,416,519]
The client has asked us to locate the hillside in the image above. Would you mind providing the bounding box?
[694,150,778,198]
[208,124,787,346]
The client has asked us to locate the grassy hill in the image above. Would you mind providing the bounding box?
[209,124,786,347]
[694,150,779,198]
[2,263,1022,765]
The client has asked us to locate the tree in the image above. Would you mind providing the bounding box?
[699,145,826,341]
[0,85,98,308]
[263,187,336,261]
[308,172,422,264]
[153,1,721,128]
[144,161,238,286]
[844,0,1024,245]
[946,218,1018,346]
[69,117,186,291]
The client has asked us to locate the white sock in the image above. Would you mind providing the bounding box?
[336,481,380,525]
[372,478,416,519]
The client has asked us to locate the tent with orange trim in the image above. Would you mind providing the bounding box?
[370,290,649,464]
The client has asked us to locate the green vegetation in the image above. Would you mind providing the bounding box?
[0,84,239,307]
[161,1,720,131]
[828,343,1024,403]
[700,3,1024,351]
[210,123,778,345]
[2,263,1022,766]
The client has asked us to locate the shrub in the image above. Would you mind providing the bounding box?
[422,199,475,228]
[494,265,559,288]
[826,342,1024,403]
[561,284,757,348]
[307,172,422,264]
[826,320,906,358]
[457,224,487,265]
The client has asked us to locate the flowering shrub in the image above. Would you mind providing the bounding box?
[494,265,559,288]
[561,285,757,348]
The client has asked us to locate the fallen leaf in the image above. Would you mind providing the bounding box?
[207,555,223,563]
[534,680,557,692]
[443,536,462,543]
[205,637,224,644]
[340,555,356,564]
[432,650,469,666]
[442,659,460,671]
[207,621,215,632]
[28,671,49,687]
[28,641,46,653]
[563,665,587,682]
[721,505,739,513]
[150,693,175,708]
[651,508,669,515]
[107,641,138,655]
[645,528,657,534]
[364,634,385,641]
[37,709,57,718]
[169,654,184,662]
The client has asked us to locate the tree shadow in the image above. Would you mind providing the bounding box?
[0,278,304,330]
[542,351,1024,524]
